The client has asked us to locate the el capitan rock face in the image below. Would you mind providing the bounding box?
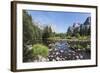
[84,17,91,25]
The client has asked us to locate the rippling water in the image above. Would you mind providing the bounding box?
[48,40,90,61]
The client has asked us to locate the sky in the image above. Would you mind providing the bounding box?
[27,10,90,33]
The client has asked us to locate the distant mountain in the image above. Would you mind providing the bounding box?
[84,17,91,25]
[67,17,91,36]
[73,23,80,28]
[83,17,91,30]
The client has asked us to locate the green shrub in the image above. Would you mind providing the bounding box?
[77,44,83,49]
[31,44,49,57]
[66,35,71,39]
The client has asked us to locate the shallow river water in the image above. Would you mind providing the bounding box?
[48,40,90,61]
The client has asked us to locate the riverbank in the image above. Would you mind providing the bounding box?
[23,39,91,62]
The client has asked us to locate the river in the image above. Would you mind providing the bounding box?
[48,40,90,61]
